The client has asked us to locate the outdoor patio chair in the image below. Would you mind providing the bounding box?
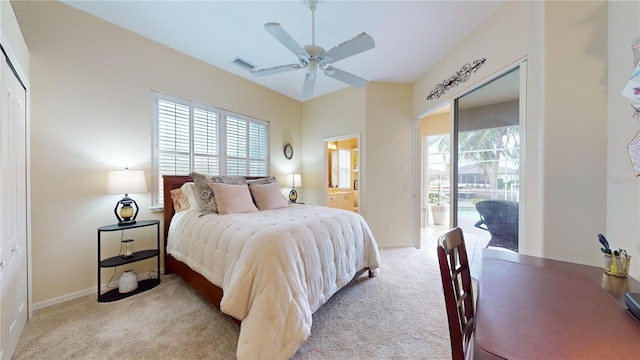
[437,227,475,360]
[474,199,519,252]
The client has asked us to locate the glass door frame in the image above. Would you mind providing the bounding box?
[413,60,527,249]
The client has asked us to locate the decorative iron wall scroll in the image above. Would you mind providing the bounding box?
[426,58,486,100]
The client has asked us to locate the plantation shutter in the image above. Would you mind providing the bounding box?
[225,115,268,176]
[249,121,268,175]
[157,98,191,204]
[226,116,247,175]
[193,108,219,174]
[153,92,269,206]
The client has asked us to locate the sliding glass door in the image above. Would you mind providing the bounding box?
[453,66,522,254]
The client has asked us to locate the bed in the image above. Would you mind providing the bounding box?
[162,175,380,359]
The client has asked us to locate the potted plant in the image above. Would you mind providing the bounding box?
[429,177,449,225]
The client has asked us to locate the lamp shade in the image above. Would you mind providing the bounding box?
[286,174,302,188]
[107,169,147,195]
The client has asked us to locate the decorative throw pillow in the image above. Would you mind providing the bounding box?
[169,188,190,212]
[209,183,258,214]
[246,176,277,186]
[190,172,246,214]
[180,182,199,210]
[249,182,289,210]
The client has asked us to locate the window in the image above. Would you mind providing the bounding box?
[152,92,269,206]
[337,148,351,189]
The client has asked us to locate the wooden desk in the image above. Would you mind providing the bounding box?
[474,249,640,359]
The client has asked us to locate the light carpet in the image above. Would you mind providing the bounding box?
[13,247,451,359]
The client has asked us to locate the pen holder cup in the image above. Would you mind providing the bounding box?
[602,253,631,277]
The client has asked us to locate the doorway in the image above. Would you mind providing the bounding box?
[324,134,360,213]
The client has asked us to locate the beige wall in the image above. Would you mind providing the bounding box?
[301,87,366,206]
[419,111,449,138]
[540,1,608,266]
[413,1,529,118]
[302,82,413,247]
[364,82,414,246]
[13,1,302,305]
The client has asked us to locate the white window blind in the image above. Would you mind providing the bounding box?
[152,92,269,206]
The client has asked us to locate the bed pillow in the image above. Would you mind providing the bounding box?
[246,176,277,186]
[169,182,198,212]
[249,182,289,210]
[190,172,246,214]
[176,182,198,210]
[209,183,258,214]
[169,188,191,212]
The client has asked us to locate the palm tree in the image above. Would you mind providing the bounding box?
[437,125,519,197]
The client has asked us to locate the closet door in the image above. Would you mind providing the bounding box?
[0,53,28,359]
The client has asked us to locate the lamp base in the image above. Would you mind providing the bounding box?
[114,196,140,226]
[289,188,298,203]
[117,220,137,226]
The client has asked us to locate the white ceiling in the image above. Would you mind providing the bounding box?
[62,0,506,102]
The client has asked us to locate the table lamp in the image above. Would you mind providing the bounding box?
[286,173,302,203]
[107,168,147,226]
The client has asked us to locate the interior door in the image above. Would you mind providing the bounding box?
[453,66,522,254]
[0,53,28,360]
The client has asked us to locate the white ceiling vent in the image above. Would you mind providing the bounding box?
[232,57,256,71]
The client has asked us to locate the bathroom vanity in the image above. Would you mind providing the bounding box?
[326,191,355,211]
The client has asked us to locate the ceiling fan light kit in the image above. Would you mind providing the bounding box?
[251,0,375,98]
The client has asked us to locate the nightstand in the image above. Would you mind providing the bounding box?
[97,220,160,302]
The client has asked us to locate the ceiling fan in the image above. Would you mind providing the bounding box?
[251,0,375,98]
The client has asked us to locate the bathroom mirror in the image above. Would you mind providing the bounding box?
[328,148,351,189]
[327,138,358,189]
[337,148,351,189]
[330,149,338,187]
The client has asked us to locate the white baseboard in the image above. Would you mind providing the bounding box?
[32,287,95,311]
[32,269,163,311]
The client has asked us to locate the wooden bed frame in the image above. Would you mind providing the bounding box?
[162,175,373,323]
[162,175,230,317]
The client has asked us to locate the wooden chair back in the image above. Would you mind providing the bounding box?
[437,226,475,360]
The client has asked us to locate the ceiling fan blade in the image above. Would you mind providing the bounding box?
[325,66,368,88]
[264,22,307,58]
[324,32,375,64]
[251,64,303,77]
[302,73,317,98]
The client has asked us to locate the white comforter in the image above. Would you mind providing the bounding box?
[167,204,380,359]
